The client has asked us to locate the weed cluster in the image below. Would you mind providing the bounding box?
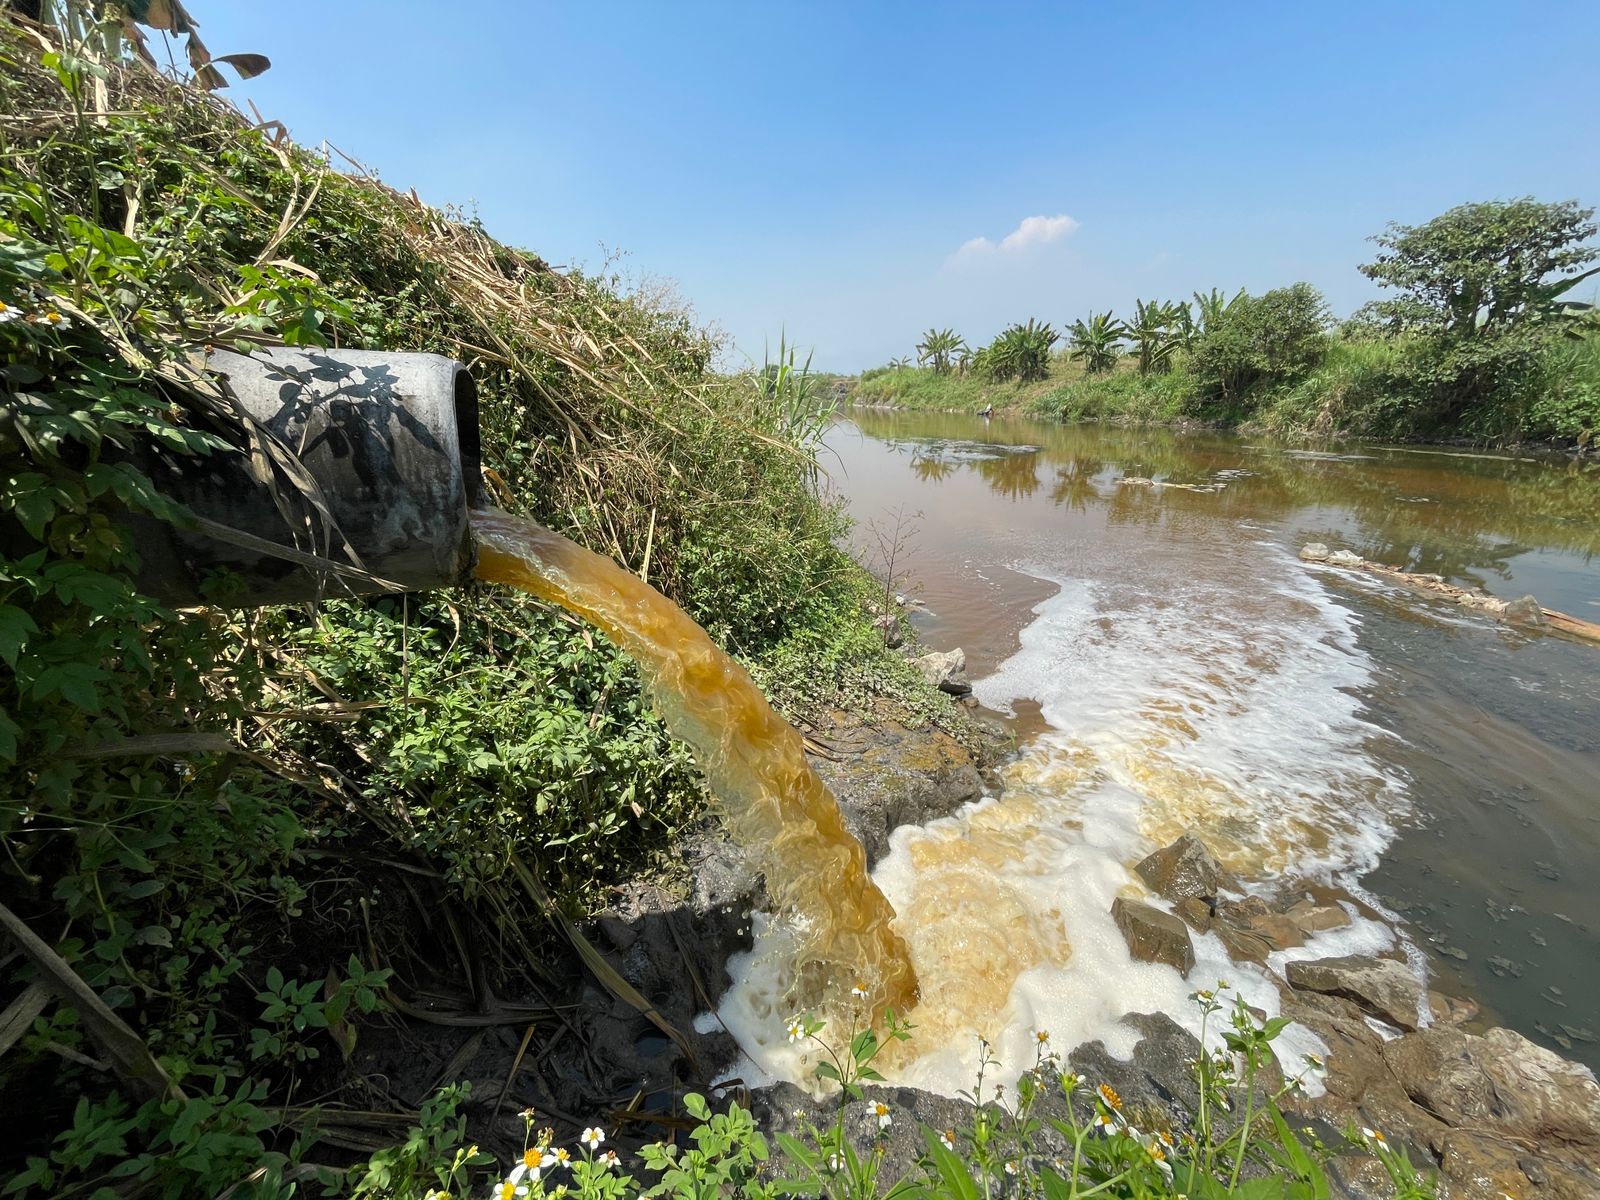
[380,990,1441,1200]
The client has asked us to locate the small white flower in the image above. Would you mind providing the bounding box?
[0,300,22,324]
[600,1150,620,1170]
[826,1153,842,1172]
[1004,1161,1018,1176]
[581,1127,604,1151]
[553,1147,572,1167]
[32,309,70,330]
[786,1016,805,1044]
[850,983,868,999]
[873,1101,892,1130]
[939,1129,955,1150]
[1361,1126,1388,1149]
[1093,1111,1118,1135]
[493,1179,529,1200]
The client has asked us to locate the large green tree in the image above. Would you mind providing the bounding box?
[1359,198,1599,339]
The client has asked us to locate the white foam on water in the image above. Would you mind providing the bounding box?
[717,529,1421,1099]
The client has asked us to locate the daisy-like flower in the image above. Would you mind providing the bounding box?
[492,1179,529,1200]
[1097,1082,1123,1112]
[1157,1129,1174,1151]
[553,1147,572,1167]
[939,1129,955,1151]
[518,1107,537,1121]
[1035,1029,1050,1047]
[1093,1110,1118,1135]
[504,1151,544,1191]
[32,310,70,330]
[581,1127,605,1152]
[786,1016,805,1044]
[0,300,23,324]
[1004,1161,1018,1177]
[850,983,868,999]
[599,1150,620,1170]
[1361,1126,1388,1150]
[872,1101,892,1130]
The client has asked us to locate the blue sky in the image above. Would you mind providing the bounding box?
[198,2,1600,372]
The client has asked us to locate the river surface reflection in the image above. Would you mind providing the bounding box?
[818,410,1600,1074]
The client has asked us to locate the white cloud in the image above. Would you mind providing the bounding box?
[951,213,1080,262]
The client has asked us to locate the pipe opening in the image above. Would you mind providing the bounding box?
[453,364,484,510]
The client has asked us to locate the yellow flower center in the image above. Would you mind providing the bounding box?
[1098,1083,1123,1110]
[524,1149,540,1168]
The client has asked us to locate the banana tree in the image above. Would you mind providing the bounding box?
[1128,299,1185,375]
[1193,287,1247,335]
[984,320,1058,382]
[1067,311,1126,374]
[916,328,966,375]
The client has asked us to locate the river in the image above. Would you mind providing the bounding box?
[722,409,1600,1092]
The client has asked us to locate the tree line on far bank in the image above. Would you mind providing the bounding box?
[859,199,1600,443]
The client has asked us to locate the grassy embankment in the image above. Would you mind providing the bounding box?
[854,336,1600,443]
[0,19,950,1196]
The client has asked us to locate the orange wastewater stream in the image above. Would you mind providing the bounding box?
[470,508,918,1018]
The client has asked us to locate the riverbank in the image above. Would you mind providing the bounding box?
[849,331,1600,450]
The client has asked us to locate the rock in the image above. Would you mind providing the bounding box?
[1327,550,1364,567]
[1067,1012,1205,1120]
[911,648,971,695]
[1427,990,1480,1027]
[1216,894,1270,921]
[1380,1025,1600,1145]
[1239,911,1305,952]
[1326,1154,1396,1200]
[1174,896,1213,933]
[808,717,985,865]
[874,613,904,648]
[1285,898,1352,935]
[596,913,638,951]
[1298,543,1331,561]
[1111,897,1195,976]
[1503,594,1545,626]
[1214,921,1274,965]
[1286,955,1424,1032]
[1134,833,1232,902]
[1434,1130,1535,1200]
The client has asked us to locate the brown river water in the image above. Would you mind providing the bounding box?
[714,410,1600,1092]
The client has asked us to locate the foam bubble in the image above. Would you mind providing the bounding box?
[716,528,1419,1099]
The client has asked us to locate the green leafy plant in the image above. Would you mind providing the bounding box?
[1067,311,1126,375]
[916,328,967,376]
[983,319,1059,383]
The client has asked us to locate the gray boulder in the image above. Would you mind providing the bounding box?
[911,648,971,696]
[1286,955,1424,1032]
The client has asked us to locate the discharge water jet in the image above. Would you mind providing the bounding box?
[471,508,919,1018]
